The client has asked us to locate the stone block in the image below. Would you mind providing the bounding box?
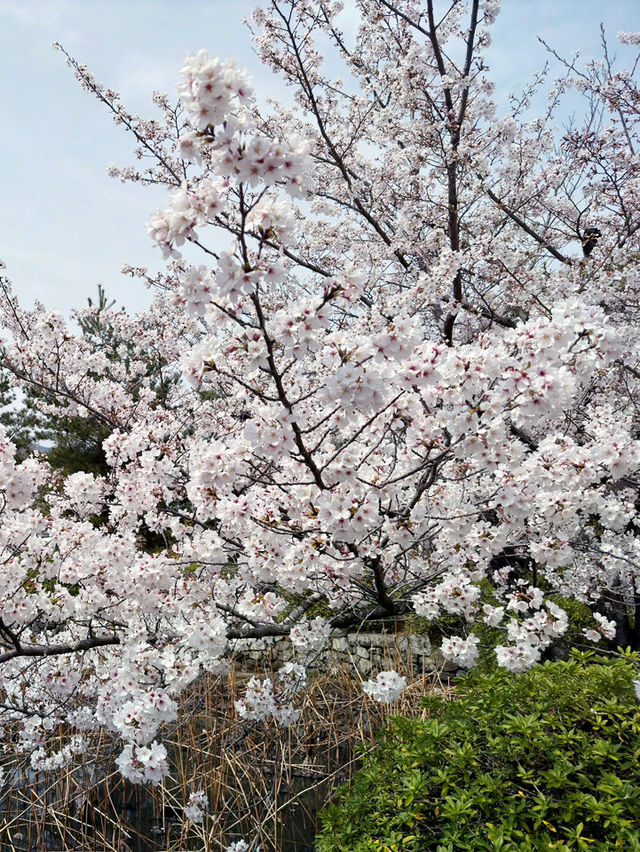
[331,636,349,654]
[356,658,372,675]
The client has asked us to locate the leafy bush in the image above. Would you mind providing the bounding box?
[317,653,640,851]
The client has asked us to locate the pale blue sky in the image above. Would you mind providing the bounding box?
[0,1,638,315]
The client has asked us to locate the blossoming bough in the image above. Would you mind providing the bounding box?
[1,0,640,783]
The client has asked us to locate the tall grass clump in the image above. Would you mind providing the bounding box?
[1,641,448,851]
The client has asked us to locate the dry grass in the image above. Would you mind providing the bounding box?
[0,644,454,851]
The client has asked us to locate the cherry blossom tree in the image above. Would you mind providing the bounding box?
[1,0,640,783]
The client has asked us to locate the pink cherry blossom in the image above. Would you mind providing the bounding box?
[1,0,640,797]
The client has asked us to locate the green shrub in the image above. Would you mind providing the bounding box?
[317,652,640,851]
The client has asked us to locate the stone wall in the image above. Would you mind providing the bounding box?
[231,629,453,676]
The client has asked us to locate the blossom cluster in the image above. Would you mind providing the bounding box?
[176,49,310,196]
[148,178,227,259]
[224,841,258,852]
[582,613,617,644]
[440,635,481,669]
[183,789,208,824]
[363,670,407,703]
[234,672,300,726]
[30,735,86,772]
[289,617,331,652]
[177,50,252,130]
[115,741,169,785]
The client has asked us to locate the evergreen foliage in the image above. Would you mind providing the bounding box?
[317,653,640,851]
